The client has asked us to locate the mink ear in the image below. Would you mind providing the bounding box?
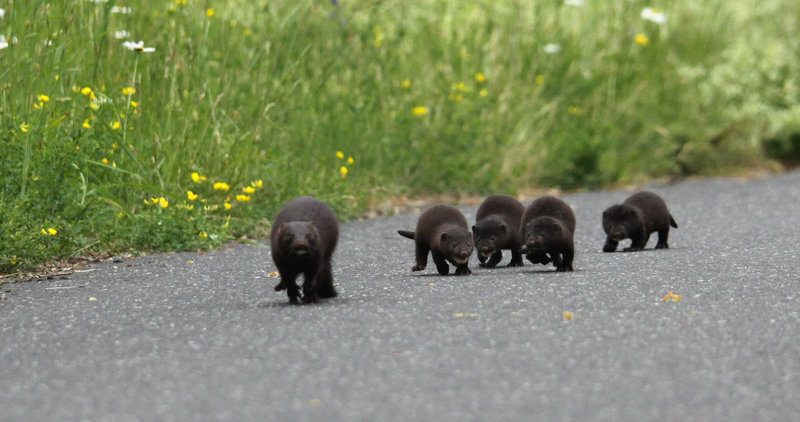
[472,225,478,233]
[441,233,449,242]
[552,221,560,231]
[498,224,507,234]
[275,222,287,236]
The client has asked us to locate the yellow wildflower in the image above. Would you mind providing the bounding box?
[122,87,136,96]
[243,186,256,194]
[412,106,428,116]
[347,156,354,165]
[340,166,349,178]
[110,121,121,130]
[250,180,263,189]
[401,79,411,88]
[568,106,584,115]
[199,232,208,238]
[72,86,81,93]
[187,191,199,201]
[112,143,119,150]
[89,101,100,111]
[130,100,138,108]
[158,197,169,209]
[535,75,545,85]
[20,123,30,133]
[102,158,110,165]
[479,89,488,97]
[144,197,158,205]
[213,182,230,191]
[81,87,93,96]
[34,102,43,110]
[475,72,487,83]
[635,33,650,46]
[235,194,251,202]
[336,151,344,159]
[224,202,232,210]
[373,26,383,48]
[40,228,58,236]
[191,172,207,182]
[206,8,215,17]
[38,94,50,103]
[82,119,91,128]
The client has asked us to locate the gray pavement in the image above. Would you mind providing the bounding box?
[2,171,799,421]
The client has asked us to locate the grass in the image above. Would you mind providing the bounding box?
[1,0,799,274]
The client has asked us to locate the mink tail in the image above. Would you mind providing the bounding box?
[669,215,678,228]
[397,230,416,239]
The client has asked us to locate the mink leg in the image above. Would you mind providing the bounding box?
[485,251,502,267]
[432,251,450,275]
[302,267,320,304]
[655,229,669,249]
[603,238,618,252]
[413,242,429,272]
[454,263,471,276]
[508,249,524,267]
[316,261,337,299]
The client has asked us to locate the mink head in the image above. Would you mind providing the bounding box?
[440,229,474,265]
[277,221,319,259]
[472,219,508,259]
[524,216,565,251]
[602,204,642,241]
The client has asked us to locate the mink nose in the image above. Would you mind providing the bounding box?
[458,250,471,259]
[480,246,491,254]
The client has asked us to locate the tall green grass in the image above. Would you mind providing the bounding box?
[1,0,799,273]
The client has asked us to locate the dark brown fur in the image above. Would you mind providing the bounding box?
[398,205,474,275]
[271,196,338,304]
[472,194,525,267]
[602,191,678,252]
[519,196,576,271]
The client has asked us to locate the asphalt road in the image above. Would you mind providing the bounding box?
[2,172,799,421]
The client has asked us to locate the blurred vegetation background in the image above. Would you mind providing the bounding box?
[1,0,799,273]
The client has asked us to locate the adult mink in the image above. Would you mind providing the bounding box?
[398,205,474,275]
[602,191,678,252]
[270,196,338,304]
[519,196,576,272]
[472,194,525,267]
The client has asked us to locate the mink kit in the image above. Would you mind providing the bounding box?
[398,205,474,276]
[602,191,678,252]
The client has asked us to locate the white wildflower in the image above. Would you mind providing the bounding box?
[122,40,155,52]
[110,6,132,14]
[113,30,131,39]
[564,0,584,6]
[641,7,667,25]
[0,8,5,19]
[544,43,562,54]
[88,0,109,3]
[0,35,17,50]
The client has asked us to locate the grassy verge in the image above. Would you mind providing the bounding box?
[1,0,799,273]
